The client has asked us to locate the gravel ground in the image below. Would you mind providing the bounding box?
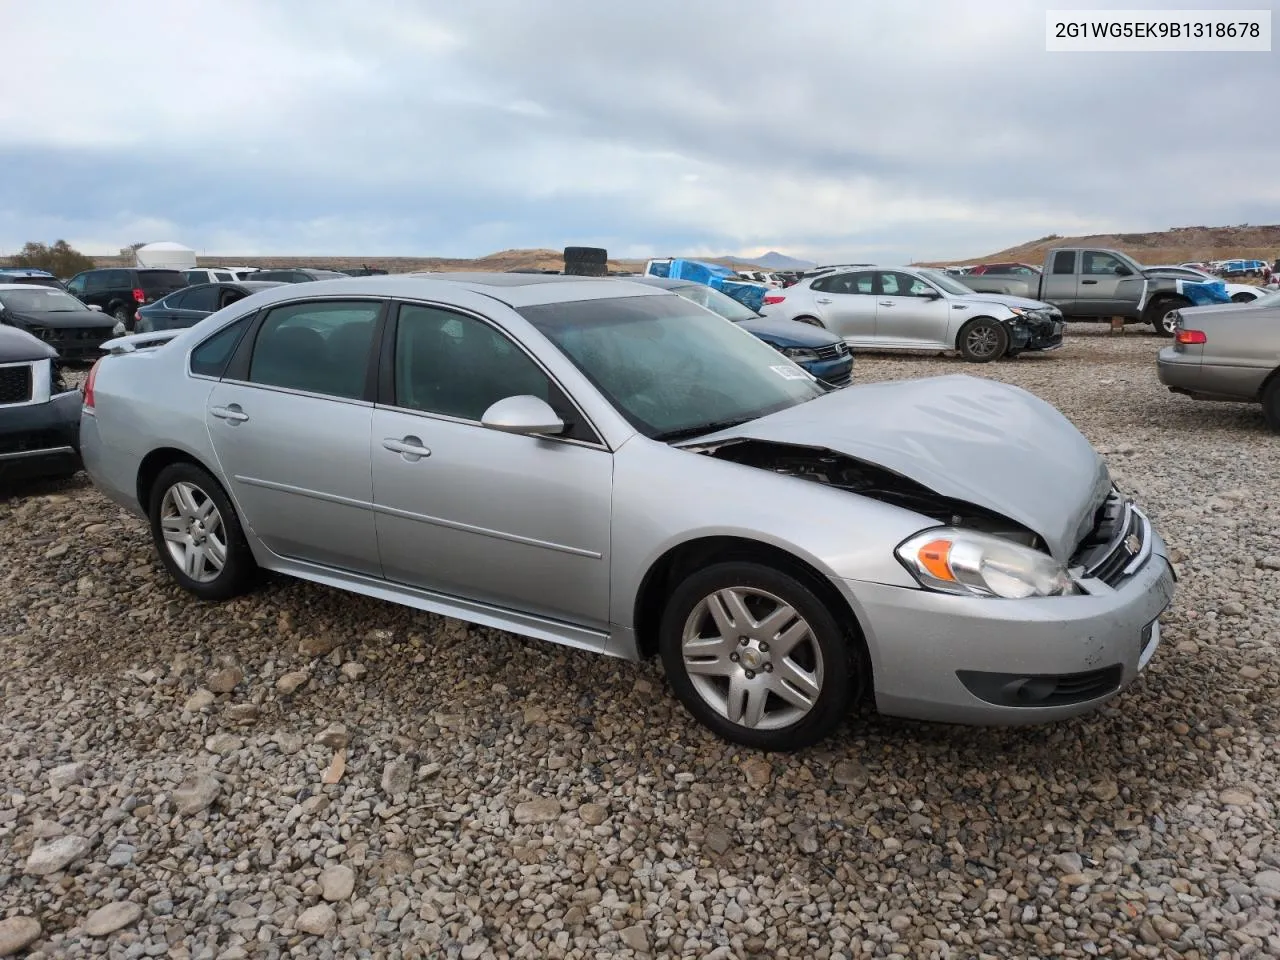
[2,324,1278,960]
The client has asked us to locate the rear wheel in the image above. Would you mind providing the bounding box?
[1263,378,1280,433]
[148,462,257,601]
[659,561,859,751]
[957,318,1008,362]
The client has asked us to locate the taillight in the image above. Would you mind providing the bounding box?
[132,288,146,303]
[1176,329,1207,345]
[763,294,786,305]
[83,358,102,409]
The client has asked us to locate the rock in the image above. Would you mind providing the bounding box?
[84,901,142,936]
[523,705,548,724]
[381,758,412,798]
[183,689,215,712]
[44,542,69,559]
[1240,665,1263,680]
[320,864,356,902]
[1255,870,1280,895]
[48,761,88,790]
[461,942,488,960]
[299,634,342,657]
[1220,787,1255,806]
[1090,779,1119,802]
[1259,556,1280,570]
[514,799,561,824]
[204,733,243,755]
[1054,852,1084,874]
[832,760,869,789]
[316,724,349,749]
[24,835,91,875]
[340,662,367,681]
[224,703,259,724]
[741,757,772,789]
[1220,601,1245,617]
[578,803,607,826]
[705,826,733,855]
[206,666,243,694]
[296,904,336,936]
[276,670,309,695]
[0,917,42,956]
[620,924,649,952]
[172,774,220,815]
[275,731,303,754]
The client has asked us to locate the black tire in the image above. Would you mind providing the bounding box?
[1231,293,1253,303]
[792,315,825,328]
[658,561,860,751]
[1145,296,1190,336]
[562,246,607,264]
[956,317,1008,362]
[148,462,257,602]
[1263,378,1280,433]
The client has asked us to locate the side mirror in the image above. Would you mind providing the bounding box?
[1114,265,1133,276]
[920,289,942,299]
[480,395,565,436]
[87,304,103,312]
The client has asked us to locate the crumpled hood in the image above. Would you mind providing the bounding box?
[960,292,1058,313]
[700,375,1111,560]
[736,316,844,348]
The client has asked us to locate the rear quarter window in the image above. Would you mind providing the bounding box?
[190,315,252,378]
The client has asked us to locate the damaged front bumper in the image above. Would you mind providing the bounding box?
[840,522,1175,725]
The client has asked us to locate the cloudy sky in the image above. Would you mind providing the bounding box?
[2,1,1276,263]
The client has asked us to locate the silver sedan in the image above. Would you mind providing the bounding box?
[81,274,1173,750]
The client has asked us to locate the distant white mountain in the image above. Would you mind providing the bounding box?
[733,251,816,270]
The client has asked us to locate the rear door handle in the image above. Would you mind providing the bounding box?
[878,301,895,307]
[210,404,249,423]
[814,297,833,304]
[383,436,431,460]
[1081,280,1098,285]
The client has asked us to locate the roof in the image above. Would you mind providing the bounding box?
[0,282,76,291]
[239,272,668,311]
[0,268,55,277]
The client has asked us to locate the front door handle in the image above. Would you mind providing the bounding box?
[814,297,833,304]
[878,301,895,307]
[383,436,431,460]
[1081,279,1098,285]
[210,404,249,423]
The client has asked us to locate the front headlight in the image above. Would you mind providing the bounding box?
[896,528,1078,599]
[1007,307,1038,318]
[780,346,820,362]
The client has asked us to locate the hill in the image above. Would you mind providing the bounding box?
[934,224,1280,267]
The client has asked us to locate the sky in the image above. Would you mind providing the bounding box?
[1,1,1277,264]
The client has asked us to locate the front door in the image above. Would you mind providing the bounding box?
[811,270,877,341]
[205,298,385,576]
[872,271,953,347]
[371,302,613,630]
[1075,251,1134,317]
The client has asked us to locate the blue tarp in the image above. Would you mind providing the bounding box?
[663,258,768,312]
[1181,279,1231,306]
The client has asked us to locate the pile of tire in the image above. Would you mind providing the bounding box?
[563,246,608,277]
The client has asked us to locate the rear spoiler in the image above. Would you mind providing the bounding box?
[100,329,184,356]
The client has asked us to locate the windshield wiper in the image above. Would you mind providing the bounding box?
[654,417,756,444]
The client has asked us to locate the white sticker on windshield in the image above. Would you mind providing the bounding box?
[770,364,809,381]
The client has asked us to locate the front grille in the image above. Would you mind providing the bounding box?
[0,429,62,455]
[1072,490,1148,586]
[813,342,848,361]
[0,365,33,404]
[824,367,853,387]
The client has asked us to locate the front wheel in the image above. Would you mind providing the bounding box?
[956,318,1008,362]
[659,561,859,751]
[148,462,257,601]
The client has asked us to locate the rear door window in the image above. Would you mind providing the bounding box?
[140,270,190,294]
[181,284,220,312]
[1051,251,1078,275]
[247,300,381,400]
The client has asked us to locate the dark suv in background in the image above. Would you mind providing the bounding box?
[66,268,190,330]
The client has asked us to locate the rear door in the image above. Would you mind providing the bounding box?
[872,271,952,347]
[164,283,220,328]
[205,297,387,575]
[1040,250,1080,312]
[811,271,877,341]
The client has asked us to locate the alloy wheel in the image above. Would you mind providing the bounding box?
[159,481,228,583]
[965,323,1000,358]
[680,586,825,730]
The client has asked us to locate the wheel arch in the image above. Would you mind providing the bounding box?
[136,446,218,514]
[632,535,870,669]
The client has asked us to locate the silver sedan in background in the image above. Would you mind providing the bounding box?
[82,274,1172,750]
[762,266,1064,362]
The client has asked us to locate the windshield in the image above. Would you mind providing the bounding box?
[916,269,976,296]
[519,294,823,441]
[0,288,89,312]
[670,283,760,322]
